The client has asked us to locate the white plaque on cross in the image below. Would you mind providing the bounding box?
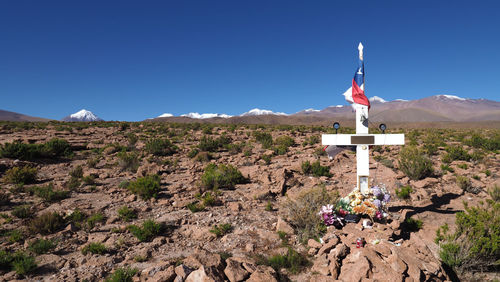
[322,43,405,195]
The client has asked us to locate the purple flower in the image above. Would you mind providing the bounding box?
[375,211,382,220]
[373,199,381,208]
[371,186,381,197]
[383,193,391,203]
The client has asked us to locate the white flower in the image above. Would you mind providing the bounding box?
[320,204,334,214]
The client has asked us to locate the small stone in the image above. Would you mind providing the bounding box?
[224,258,250,282]
[317,236,339,256]
[175,264,193,280]
[310,254,330,276]
[245,243,254,252]
[276,217,294,235]
[228,202,242,212]
[307,239,322,249]
[125,194,136,203]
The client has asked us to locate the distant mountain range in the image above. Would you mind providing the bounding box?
[1,95,500,126]
[151,95,500,125]
[0,109,50,122]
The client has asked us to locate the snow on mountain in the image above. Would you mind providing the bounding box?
[240,108,288,116]
[303,108,320,112]
[435,94,467,101]
[369,96,387,103]
[62,109,102,122]
[394,99,409,102]
[158,113,173,118]
[181,112,232,119]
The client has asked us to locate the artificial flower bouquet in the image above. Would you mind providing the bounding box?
[319,185,391,227]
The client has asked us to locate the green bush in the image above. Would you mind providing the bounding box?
[11,252,37,275]
[209,223,232,237]
[435,194,500,273]
[464,133,500,151]
[105,267,138,282]
[261,154,272,165]
[301,160,332,177]
[272,144,288,155]
[201,164,246,190]
[281,186,338,242]
[117,151,140,172]
[187,148,199,158]
[197,135,232,152]
[0,250,37,275]
[127,174,161,200]
[489,185,500,202]
[443,145,471,163]
[32,184,70,202]
[65,176,81,189]
[402,217,423,232]
[200,191,218,206]
[395,185,413,200]
[398,146,434,180]
[258,247,309,275]
[456,175,472,192]
[186,202,205,213]
[81,242,107,255]
[82,175,96,185]
[12,205,34,219]
[0,141,37,160]
[303,135,320,146]
[440,164,454,173]
[275,136,295,148]
[43,138,72,158]
[128,219,162,242]
[145,138,178,156]
[29,238,57,254]
[69,165,83,178]
[2,166,37,184]
[0,138,71,161]
[253,132,273,149]
[423,133,444,156]
[7,229,24,243]
[29,212,65,235]
[118,206,137,222]
[86,212,105,230]
[67,209,86,224]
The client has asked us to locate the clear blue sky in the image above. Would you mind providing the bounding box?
[1,0,499,121]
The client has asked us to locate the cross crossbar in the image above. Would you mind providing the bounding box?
[322,134,405,146]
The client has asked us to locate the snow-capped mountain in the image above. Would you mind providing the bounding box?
[62,109,103,122]
[158,113,173,118]
[240,108,288,116]
[149,94,499,123]
[369,96,387,103]
[303,108,320,112]
[180,112,232,119]
[434,94,467,101]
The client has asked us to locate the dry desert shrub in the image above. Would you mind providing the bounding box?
[398,146,433,180]
[435,190,500,274]
[2,166,37,185]
[281,186,338,242]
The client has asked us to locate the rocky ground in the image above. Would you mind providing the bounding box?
[0,122,498,281]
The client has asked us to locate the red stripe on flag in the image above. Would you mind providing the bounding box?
[352,79,370,109]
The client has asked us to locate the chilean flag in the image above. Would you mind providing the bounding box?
[343,45,370,109]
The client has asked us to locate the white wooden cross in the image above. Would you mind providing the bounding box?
[322,44,405,195]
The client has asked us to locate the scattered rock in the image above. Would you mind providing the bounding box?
[276,217,294,235]
[224,258,250,282]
